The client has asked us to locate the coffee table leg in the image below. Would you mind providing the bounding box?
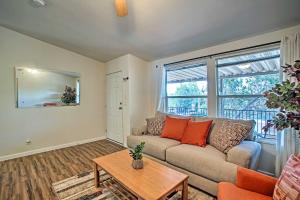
[182,179,188,200]
[94,163,100,188]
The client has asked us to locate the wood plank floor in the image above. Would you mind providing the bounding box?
[0,140,125,200]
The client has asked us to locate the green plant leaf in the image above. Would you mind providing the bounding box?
[263,61,300,135]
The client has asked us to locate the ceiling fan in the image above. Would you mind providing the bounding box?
[30,0,128,17]
[115,0,128,17]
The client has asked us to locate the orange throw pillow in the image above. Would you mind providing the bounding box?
[160,116,190,140]
[181,120,213,147]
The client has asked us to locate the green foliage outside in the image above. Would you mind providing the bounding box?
[168,82,207,110]
[167,73,280,114]
[221,74,279,96]
[220,74,280,110]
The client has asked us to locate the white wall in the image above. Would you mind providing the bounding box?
[0,26,106,158]
[128,55,149,131]
[146,24,300,175]
[105,54,148,146]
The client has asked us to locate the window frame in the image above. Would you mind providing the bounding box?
[216,48,281,138]
[160,44,282,139]
[76,79,80,104]
[216,48,281,114]
[164,63,209,117]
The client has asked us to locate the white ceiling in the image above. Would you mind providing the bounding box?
[0,0,300,62]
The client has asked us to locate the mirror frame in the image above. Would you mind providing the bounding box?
[15,67,81,108]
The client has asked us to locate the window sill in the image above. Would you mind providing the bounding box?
[256,137,276,145]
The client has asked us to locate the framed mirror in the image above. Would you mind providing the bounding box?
[15,67,80,108]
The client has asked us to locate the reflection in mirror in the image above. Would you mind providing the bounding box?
[15,67,80,108]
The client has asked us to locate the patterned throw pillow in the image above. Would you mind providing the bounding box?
[273,154,300,200]
[210,120,252,153]
[145,117,165,136]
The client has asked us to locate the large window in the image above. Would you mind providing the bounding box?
[162,45,281,139]
[165,62,208,116]
[217,48,281,138]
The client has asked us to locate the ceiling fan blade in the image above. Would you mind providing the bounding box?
[115,0,128,17]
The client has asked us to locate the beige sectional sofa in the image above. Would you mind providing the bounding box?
[127,117,261,196]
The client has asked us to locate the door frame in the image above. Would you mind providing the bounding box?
[106,70,124,145]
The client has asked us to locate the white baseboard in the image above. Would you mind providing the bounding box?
[0,136,106,162]
[106,138,125,147]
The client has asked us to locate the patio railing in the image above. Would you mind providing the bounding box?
[221,109,277,138]
[168,107,208,117]
[167,107,277,138]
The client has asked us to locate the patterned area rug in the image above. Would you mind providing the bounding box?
[52,171,215,200]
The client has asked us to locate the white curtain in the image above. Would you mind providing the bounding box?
[155,65,166,112]
[275,33,300,177]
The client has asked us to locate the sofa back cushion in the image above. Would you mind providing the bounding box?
[155,112,256,142]
[194,117,256,142]
[161,116,190,140]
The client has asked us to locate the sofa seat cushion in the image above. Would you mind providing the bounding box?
[127,135,180,160]
[166,144,237,183]
[218,182,273,200]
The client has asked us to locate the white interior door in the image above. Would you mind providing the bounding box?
[106,71,123,144]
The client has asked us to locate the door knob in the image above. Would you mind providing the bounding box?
[119,107,122,110]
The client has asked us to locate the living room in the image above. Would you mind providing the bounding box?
[0,0,300,200]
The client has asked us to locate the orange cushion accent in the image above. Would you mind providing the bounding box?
[160,116,190,140]
[181,120,213,146]
[237,167,277,197]
[218,182,273,200]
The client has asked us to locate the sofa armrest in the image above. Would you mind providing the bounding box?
[226,141,261,169]
[236,167,277,197]
[132,125,147,136]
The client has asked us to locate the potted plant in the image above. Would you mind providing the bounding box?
[129,141,145,169]
[263,60,300,135]
[61,85,77,105]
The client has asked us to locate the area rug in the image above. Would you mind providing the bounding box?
[52,170,215,200]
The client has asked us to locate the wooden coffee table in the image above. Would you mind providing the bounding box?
[93,150,189,200]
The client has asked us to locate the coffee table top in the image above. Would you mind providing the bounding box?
[93,150,188,200]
